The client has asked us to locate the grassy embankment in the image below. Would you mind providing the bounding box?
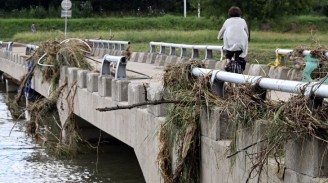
[1,15,328,64]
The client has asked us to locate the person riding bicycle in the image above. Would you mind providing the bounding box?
[218,6,248,74]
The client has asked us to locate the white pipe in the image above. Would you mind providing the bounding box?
[193,45,207,49]
[104,55,126,63]
[191,67,328,98]
[180,44,193,49]
[277,48,328,58]
[37,53,54,67]
[88,39,129,45]
[149,41,163,46]
[27,44,39,50]
[184,0,187,17]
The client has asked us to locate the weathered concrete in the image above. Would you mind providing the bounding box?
[268,66,289,79]
[77,70,88,88]
[98,75,112,97]
[1,47,328,183]
[203,59,217,69]
[200,107,232,140]
[86,72,99,92]
[285,137,328,177]
[247,64,270,76]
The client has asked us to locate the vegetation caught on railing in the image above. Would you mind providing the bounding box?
[7,39,95,157]
[158,60,328,182]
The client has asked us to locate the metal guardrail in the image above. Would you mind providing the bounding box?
[87,39,130,52]
[192,67,328,108]
[101,54,127,80]
[25,44,39,55]
[273,48,328,66]
[0,41,13,51]
[276,49,328,57]
[149,41,224,60]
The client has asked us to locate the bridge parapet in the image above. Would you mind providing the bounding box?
[149,41,223,60]
[86,39,130,58]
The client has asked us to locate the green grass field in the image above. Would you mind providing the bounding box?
[12,30,328,64]
[2,15,327,64]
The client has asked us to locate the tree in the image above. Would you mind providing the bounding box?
[199,0,318,20]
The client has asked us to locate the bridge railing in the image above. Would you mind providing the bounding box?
[0,41,13,51]
[149,41,224,60]
[273,48,328,66]
[25,44,39,55]
[192,67,328,108]
[86,39,130,54]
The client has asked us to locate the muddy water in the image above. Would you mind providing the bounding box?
[0,80,145,183]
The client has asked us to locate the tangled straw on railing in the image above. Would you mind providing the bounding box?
[158,60,328,183]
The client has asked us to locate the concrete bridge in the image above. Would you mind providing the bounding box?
[0,41,327,183]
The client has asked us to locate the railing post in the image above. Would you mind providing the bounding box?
[192,46,199,59]
[170,46,176,56]
[205,48,213,60]
[160,44,166,55]
[114,43,119,50]
[150,42,157,53]
[101,55,127,80]
[181,47,187,57]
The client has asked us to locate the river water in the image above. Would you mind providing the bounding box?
[0,80,145,183]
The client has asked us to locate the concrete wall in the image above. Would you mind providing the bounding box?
[1,48,326,183]
[58,66,164,183]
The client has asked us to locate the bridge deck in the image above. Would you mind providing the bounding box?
[11,45,296,101]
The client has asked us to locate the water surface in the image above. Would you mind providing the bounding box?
[0,80,145,183]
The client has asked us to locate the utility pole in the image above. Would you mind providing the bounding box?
[198,0,200,18]
[184,0,187,17]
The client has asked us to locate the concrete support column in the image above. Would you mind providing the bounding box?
[203,59,216,69]
[235,120,270,181]
[214,60,227,70]
[289,68,303,81]
[60,66,68,81]
[164,56,178,66]
[98,75,112,97]
[87,73,100,92]
[268,66,289,79]
[176,57,190,64]
[5,79,18,92]
[112,80,130,102]
[137,52,148,63]
[147,86,167,117]
[146,53,157,64]
[248,64,269,76]
[200,107,231,140]
[130,52,138,62]
[67,67,79,88]
[285,137,328,178]
[154,55,167,66]
[128,83,147,105]
[77,70,88,88]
